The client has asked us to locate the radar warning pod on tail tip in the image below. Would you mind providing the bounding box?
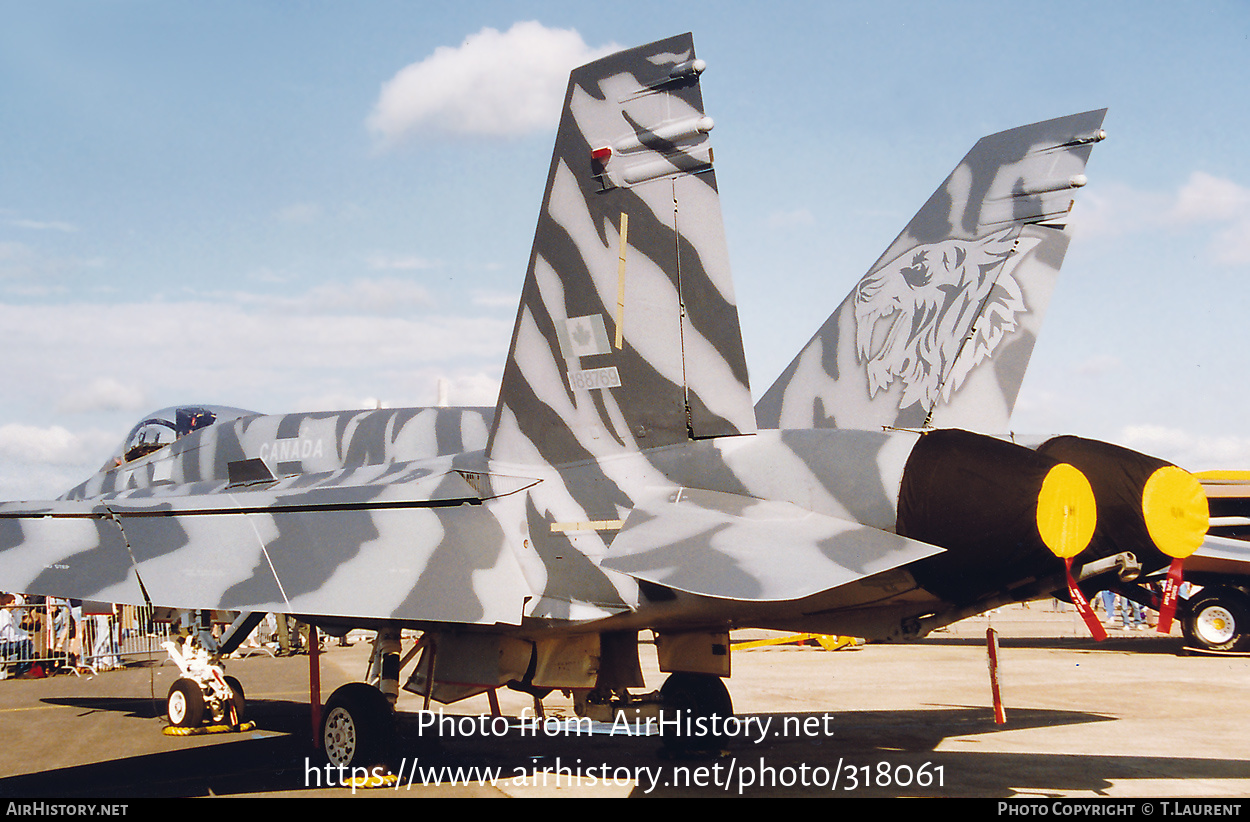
[0,33,1209,768]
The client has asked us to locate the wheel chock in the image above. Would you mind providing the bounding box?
[162,720,258,736]
[344,772,399,789]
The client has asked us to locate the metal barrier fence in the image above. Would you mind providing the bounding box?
[0,599,173,679]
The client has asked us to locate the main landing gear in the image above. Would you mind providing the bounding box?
[572,671,735,754]
[319,625,402,771]
[310,629,738,768]
[321,683,396,770]
[659,672,733,754]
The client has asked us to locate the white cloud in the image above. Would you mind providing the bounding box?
[191,277,436,316]
[471,288,519,308]
[437,372,501,406]
[366,253,439,271]
[55,377,146,414]
[294,393,387,412]
[0,425,118,499]
[0,463,97,502]
[0,299,514,412]
[1067,183,1168,241]
[0,424,116,467]
[1169,172,1250,224]
[367,22,618,145]
[1173,173,1250,265]
[1116,424,1250,472]
[2,282,70,298]
[296,370,501,410]
[1075,173,1250,265]
[1212,215,1250,265]
[291,278,434,315]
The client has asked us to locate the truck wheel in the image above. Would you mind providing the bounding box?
[1184,587,1250,652]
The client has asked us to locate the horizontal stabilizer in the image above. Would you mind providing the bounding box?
[602,487,943,601]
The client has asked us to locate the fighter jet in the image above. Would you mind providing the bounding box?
[0,33,1208,768]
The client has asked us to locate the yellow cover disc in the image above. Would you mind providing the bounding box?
[1036,463,1097,558]
[1142,466,1209,559]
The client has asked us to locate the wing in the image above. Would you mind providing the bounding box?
[1,460,532,627]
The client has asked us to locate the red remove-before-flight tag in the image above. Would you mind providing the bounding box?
[1066,557,1107,641]
[1157,558,1185,635]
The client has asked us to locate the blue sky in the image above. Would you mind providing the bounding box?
[1,2,1248,498]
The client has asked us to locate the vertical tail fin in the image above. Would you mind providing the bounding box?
[755,110,1107,433]
[487,34,754,466]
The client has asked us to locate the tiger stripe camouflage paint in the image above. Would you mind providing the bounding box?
[487,33,755,469]
[0,36,1209,705]
[0,406,512,622]
[62,406,493,499]
[0,36,939,637]
[755,111,1107,434]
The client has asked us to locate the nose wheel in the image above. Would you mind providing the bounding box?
[167,678,206,727]
[166,675,247,728]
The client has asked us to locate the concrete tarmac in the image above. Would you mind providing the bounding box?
[1,605,1247,798]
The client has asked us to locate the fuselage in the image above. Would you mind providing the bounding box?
[36,404,1184,644]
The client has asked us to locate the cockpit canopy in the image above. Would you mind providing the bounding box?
[109,405,258,468]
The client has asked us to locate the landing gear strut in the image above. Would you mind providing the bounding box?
[163,632,246,728]
[319,627,403,770]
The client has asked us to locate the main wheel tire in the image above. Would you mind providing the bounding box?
[1184,588,1250,652]
[224,675,246,725]
[321,683,395,770]
[660,672,733,754]
[167,678,206,728]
